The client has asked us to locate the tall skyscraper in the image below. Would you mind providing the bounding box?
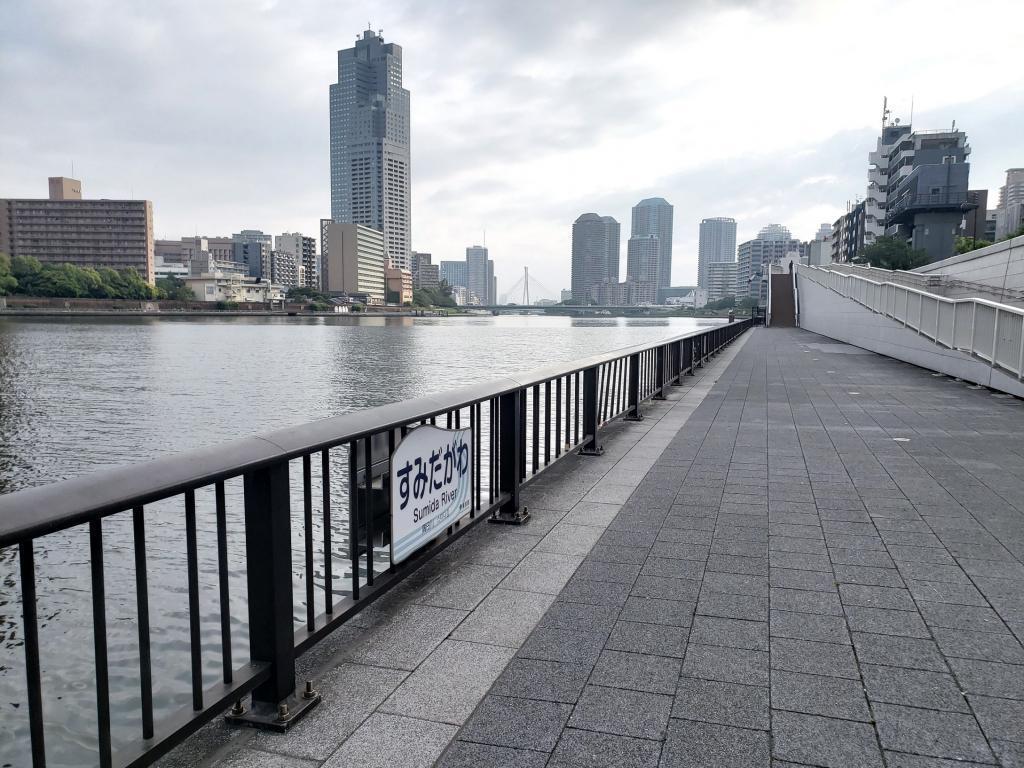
[631,198,673,289]
[466,245,495,304]
[329,29,411,270]
[626,235,661,285]
[571,213,620,303]
[697,217,737,289]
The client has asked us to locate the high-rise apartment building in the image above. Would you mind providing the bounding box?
[832,203,866,263]
[995,168,1024,239]
[320,219,386,302]
[466,245,495,305]
[864,123,913,248]
[626,235,661,285]
[571,213,620,303]
[705,262,737,303]
[631,198,673,289]
[440,260,467,289]
[697,217,736,289]
[275,233,318,289]
[0,177,155,283]
[330,30,411,270]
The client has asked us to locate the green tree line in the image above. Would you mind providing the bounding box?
[0,253,195,300]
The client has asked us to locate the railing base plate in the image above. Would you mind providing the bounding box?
[623,413,644,422]
[225,691,321,733]
[577,445,604,456]
[489,507,531,525]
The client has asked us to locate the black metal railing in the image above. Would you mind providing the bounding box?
[0,319,751,767]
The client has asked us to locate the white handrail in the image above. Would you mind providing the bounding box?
[797,264,1024,380]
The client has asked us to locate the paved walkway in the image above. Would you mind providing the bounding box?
[168,327,1024,768]
[441,328,1024,768]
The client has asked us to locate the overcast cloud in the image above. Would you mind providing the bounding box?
[2,0,1023,297]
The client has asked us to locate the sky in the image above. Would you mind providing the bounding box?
[2,0,1023,300]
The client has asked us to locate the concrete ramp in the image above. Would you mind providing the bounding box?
[797,267,1024,398]
[770,273,796,326]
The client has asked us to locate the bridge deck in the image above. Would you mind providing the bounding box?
[170,327,1024,768]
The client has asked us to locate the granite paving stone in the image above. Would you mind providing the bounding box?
[873,703,995,762]
[690,615,769,651]
[460,694,573,751]
[436,742,549,768]
[567,684,673,740]
[682,643,769,686]
[850,632,947,671]
[931,626,1024,663]
[489,658,592,703]
[590,649,682,694]
[605,620,690,658]
[673,678,770,730]
[861,664,968,712]
[378,640,515,724]
[771,711,884,768]
[660,719,770,768]
[450,588,556,648]
[770,614,856,643]
[320,713,457,768]
[548,728,662,768]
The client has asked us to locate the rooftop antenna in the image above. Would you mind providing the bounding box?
[483,228,486,248]
[909,95,914,126]
[881,96,889,130]
[71,159,75,177]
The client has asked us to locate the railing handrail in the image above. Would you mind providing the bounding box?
[0,322,726,548]
[800,264,1024,317]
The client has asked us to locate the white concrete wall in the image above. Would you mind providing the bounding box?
[797,273,1024,398]
[914,234,1024,293]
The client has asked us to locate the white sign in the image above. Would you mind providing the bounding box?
[390,425,472,563]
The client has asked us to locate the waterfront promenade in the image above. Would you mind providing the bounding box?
[166,327,1024,767]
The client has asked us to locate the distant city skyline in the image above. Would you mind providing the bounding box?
[2,2,1022,293]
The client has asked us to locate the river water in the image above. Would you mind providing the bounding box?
[0,314,720,766]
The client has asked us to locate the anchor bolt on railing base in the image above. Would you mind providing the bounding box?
[225,691,321,733]
[489,507,531,526]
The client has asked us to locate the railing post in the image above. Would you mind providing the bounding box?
[671,340,684,385]
[578,365,604,455]
[991,308,1000,368]
[624,353,643,420]
[653,345,667,400]
[683,337,693,374]
[491,390,530,523]
[231,460,320,729]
